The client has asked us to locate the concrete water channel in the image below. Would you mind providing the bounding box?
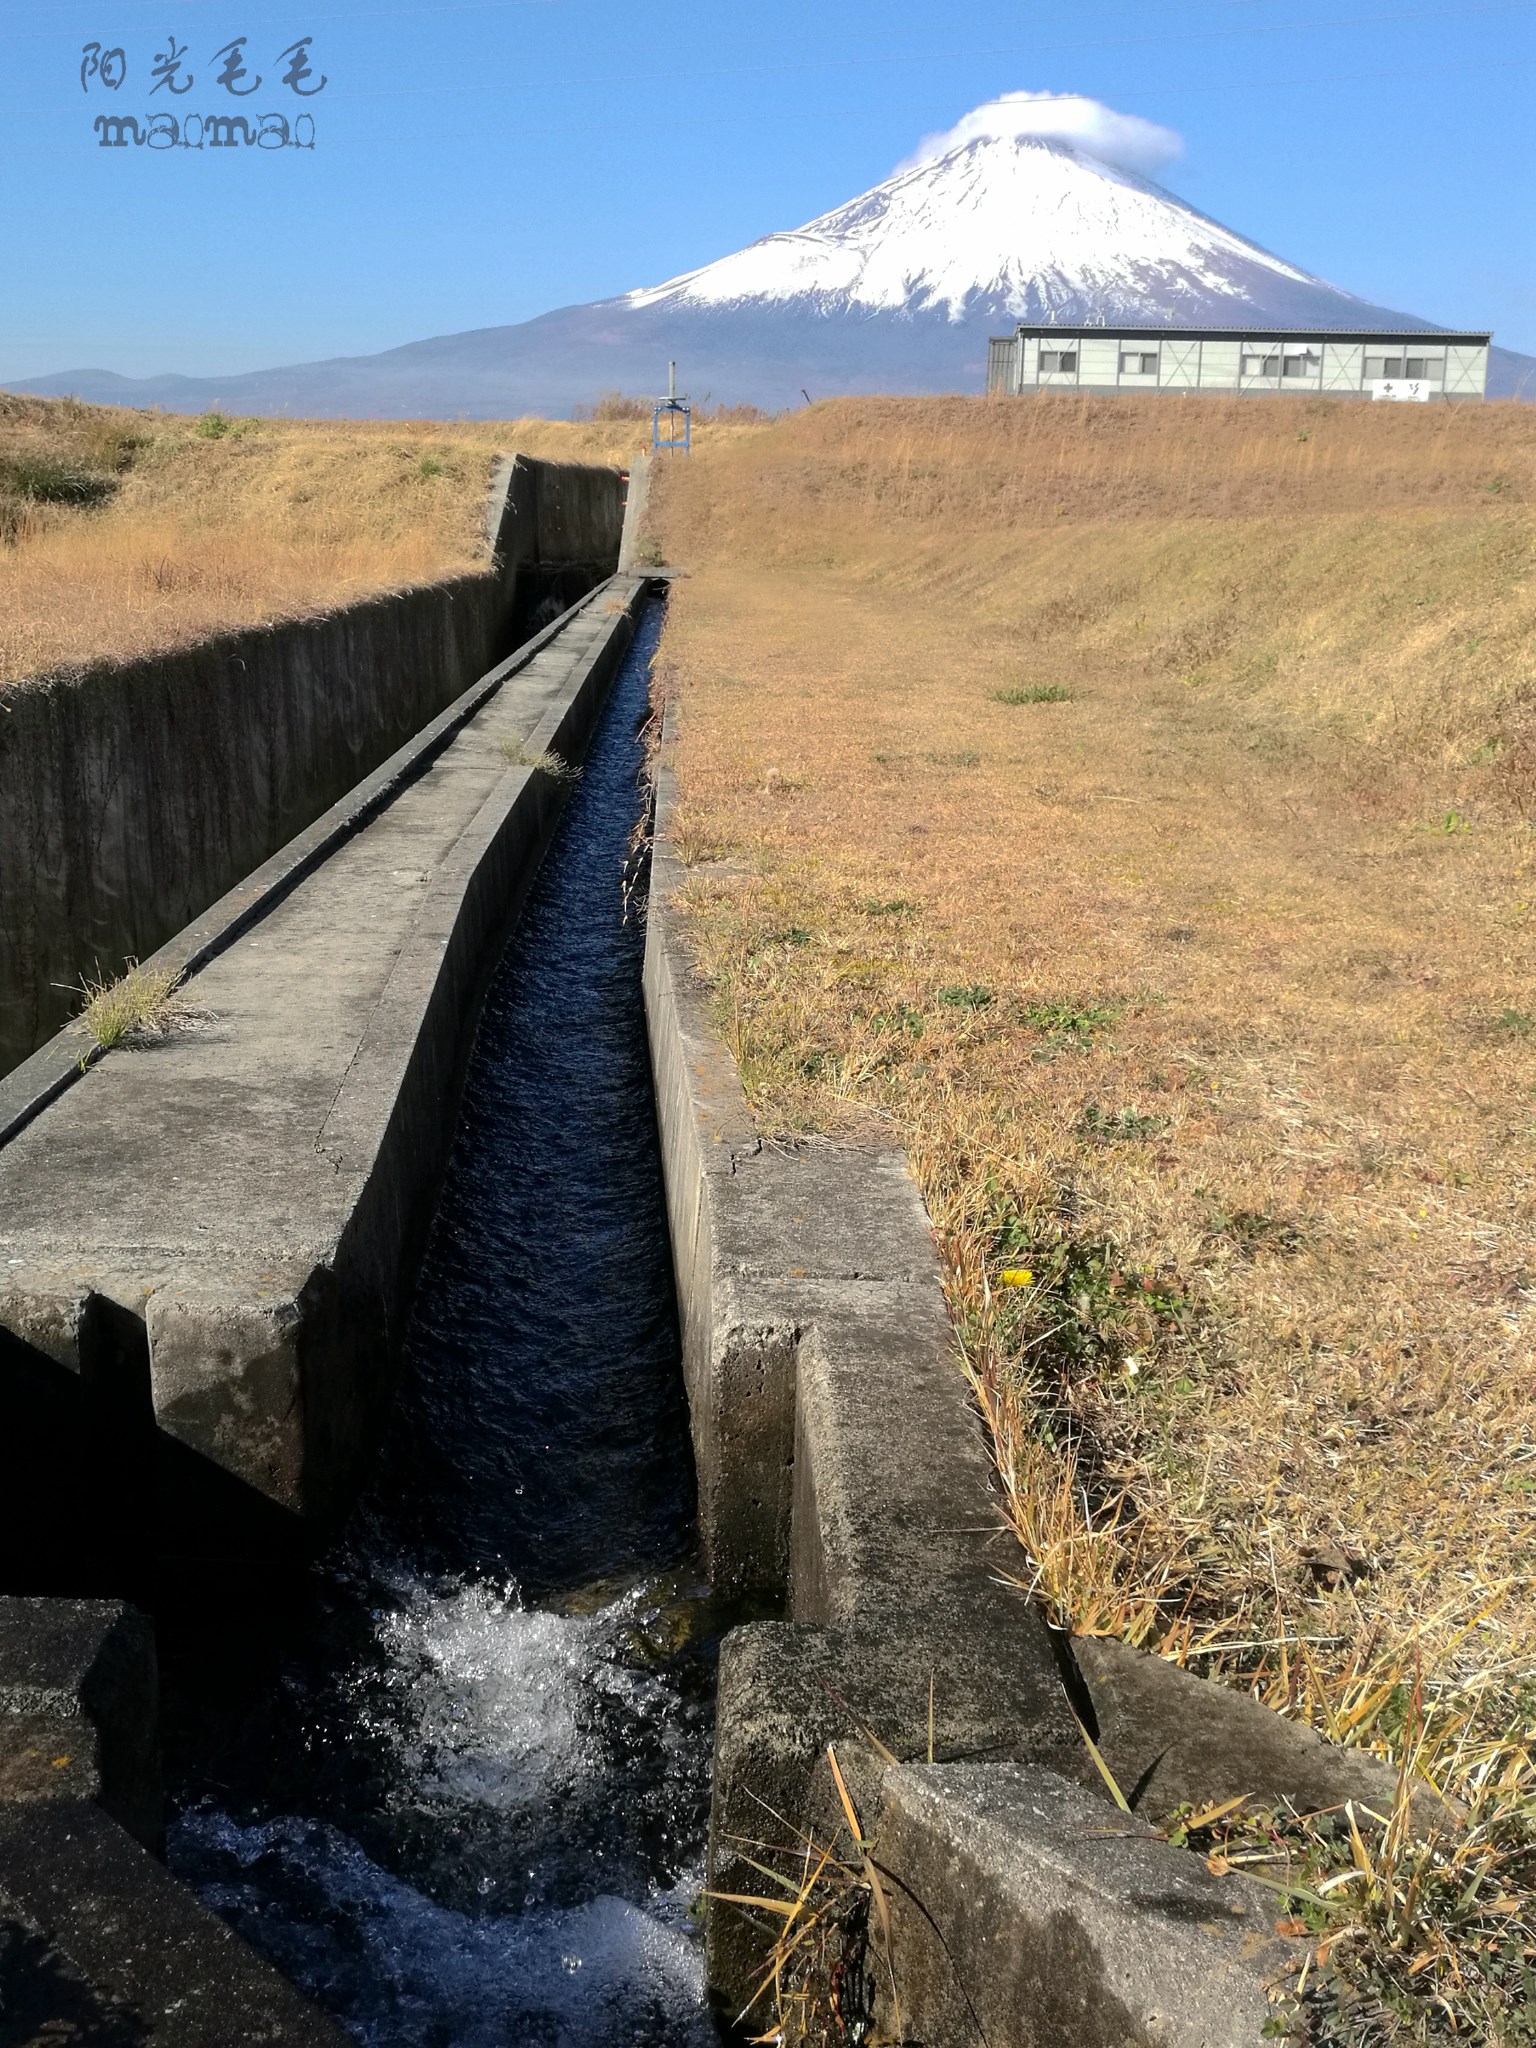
[162,599,725,2046]
[0,583,730,2045]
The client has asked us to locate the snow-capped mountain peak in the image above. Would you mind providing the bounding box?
[623,132,1361,329]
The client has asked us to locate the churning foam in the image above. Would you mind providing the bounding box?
[175,1578,713,2047]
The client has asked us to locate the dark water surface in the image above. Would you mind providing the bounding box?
[167,602,723,2047]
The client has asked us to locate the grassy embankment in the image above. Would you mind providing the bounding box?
[649,396,1536,2038]
[0,394,681,684]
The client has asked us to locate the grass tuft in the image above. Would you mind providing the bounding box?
[498,738,582,786]
[995,682,1074,704]
[0,455,116,508]
[711,1745,901,2045]
[78,962,180,1053]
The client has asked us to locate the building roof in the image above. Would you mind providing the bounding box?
[995,324,1492,345]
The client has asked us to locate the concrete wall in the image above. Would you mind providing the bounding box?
[0,454,625,1077]
[488,451,629,638]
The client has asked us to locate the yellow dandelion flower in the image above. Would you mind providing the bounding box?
[1000,1268,1034,1288]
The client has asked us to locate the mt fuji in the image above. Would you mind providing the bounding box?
[13,120,1530,413]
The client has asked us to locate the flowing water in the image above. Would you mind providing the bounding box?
[166,602,724,2047]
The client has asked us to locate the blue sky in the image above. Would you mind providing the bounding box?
[2,0,1532,381]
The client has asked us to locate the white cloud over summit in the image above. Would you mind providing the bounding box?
[896,93,1184,179]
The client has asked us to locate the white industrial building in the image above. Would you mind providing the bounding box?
[987,325,1491,401]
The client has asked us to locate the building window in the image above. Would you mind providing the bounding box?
[1282,352,1316,378]
[1039,349,1078,374]
[1120,350,1159,375]
[1242,351,1282,377]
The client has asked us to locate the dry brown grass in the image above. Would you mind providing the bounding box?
[649,395,1536,2026]
[0,394,752,683]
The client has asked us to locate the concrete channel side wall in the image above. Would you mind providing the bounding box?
[487,451,629,635]
[616,450,652,571]
[642,736,1416,2045]
[0,454,624,1077]
[303,583,647,1517]
[0,581,648,1574]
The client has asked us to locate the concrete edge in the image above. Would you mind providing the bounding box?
[0,1799,351,2044]
[0,1596,160,1851]
[640,690,1425,2040]
[0,577,618,1153]
[866,1762,1303,2048]
[290,577,650,1511]
[617,450,652,571]
[0,1594,347,2043]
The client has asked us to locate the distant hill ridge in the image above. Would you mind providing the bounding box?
[12,134,1532,413]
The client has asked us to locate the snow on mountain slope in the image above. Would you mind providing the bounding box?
[624,133,1346,326]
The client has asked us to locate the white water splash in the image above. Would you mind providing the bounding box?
[182,1807,710,2048]
[360,1580,634,1815]
[174,1579,713,2048]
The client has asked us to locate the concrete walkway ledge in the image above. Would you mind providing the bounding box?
[641,708,1409,2043]
[0,578,652,1562]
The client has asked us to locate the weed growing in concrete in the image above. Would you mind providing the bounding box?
[712,1744,901,2046]
[77,962,180,1054]
[498,738,581,787]
[994,683,1073,704]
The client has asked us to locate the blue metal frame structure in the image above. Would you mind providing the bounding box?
[652,360,692,454]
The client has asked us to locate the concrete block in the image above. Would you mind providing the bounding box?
[871,1762,1302,2047]
[708,1621,1088,2023]
[146,1290,306,1511]
[0,1598,160,1850]
[790,1271,1015,1639]
[1074,1633,1415,1824]
[0,1800,349,2044]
